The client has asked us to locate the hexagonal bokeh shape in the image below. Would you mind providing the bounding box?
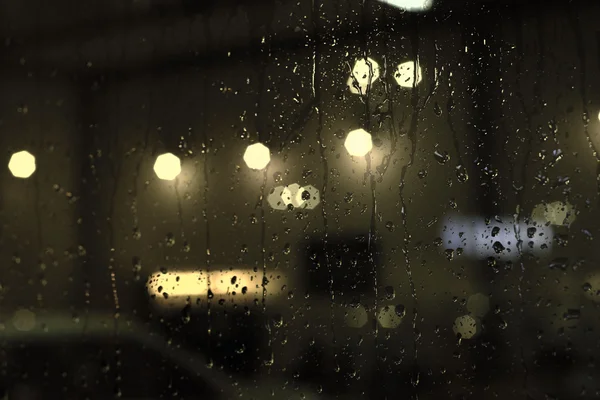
[467,293,490,318]
[243,143,270,170]
[377,305,405,328]
[344,128,373,157]
[298,185,320,210]
[153,153,181,181]
[453,314,479,339]
[348,57,380,95]
[394,61,423,88]
[281,183,304,208]
[267,186,288,210]
[344,304,368,328]
[8,150,36,179]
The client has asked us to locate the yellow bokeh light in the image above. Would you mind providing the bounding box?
[243,143,270,170]
[344,129,373,157]
[394,61,423,88]
[146,269,288,308]
[8,150,36,179]
[348,57,380,95]
[453,314,479,339]
[153,153,181,181]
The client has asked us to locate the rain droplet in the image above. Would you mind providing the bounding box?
[434,150,450,165]
[492,241,505,254]
[563,309,581,320]
[385,221,395,232]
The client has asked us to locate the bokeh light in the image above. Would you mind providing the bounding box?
[281,183,304,208]
[343,304,368,328]
[377,305,405,328]
[453,314,479,339]
[394,61,423,88]
[298,185,320,210]
[243,143,271,170]
[147,269,288,308]
[467,293,490,318]
[8,150,36,179]
[379,0,433,11]
[267,186,288,210]
[344,129,373,157]
[531,201,576,226]
[347,57,380,95]
[153,153,181,181]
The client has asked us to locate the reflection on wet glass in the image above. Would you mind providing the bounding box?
[243,143,270,170]
[344,129,373,157]
[153,153,181,181]
[347,57,380,95]
[8,150,36,179]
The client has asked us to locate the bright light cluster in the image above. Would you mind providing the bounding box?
[8,150,36,179]
[267,184,320,210]
[347,58,423,95]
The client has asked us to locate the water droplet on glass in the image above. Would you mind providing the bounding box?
[563,309,581,320]
[434,150,450,165]
[385,221,395,232]
[385,286,395,300]
[492,241,505,254]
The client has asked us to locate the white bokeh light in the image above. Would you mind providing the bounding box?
[281,183,305,208]
[153,153,181,181]
[298,185,320,210]
[348,57,380,95]
[440,214,553,260]
[394,61,423,88]
[344,128,373,157]
[267,186,288,210]
[379,0,433,11]
[453,314,479,339]
[8,150,36,179]
[243,143,270,170]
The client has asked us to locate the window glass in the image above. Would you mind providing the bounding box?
[0,0,599,398]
